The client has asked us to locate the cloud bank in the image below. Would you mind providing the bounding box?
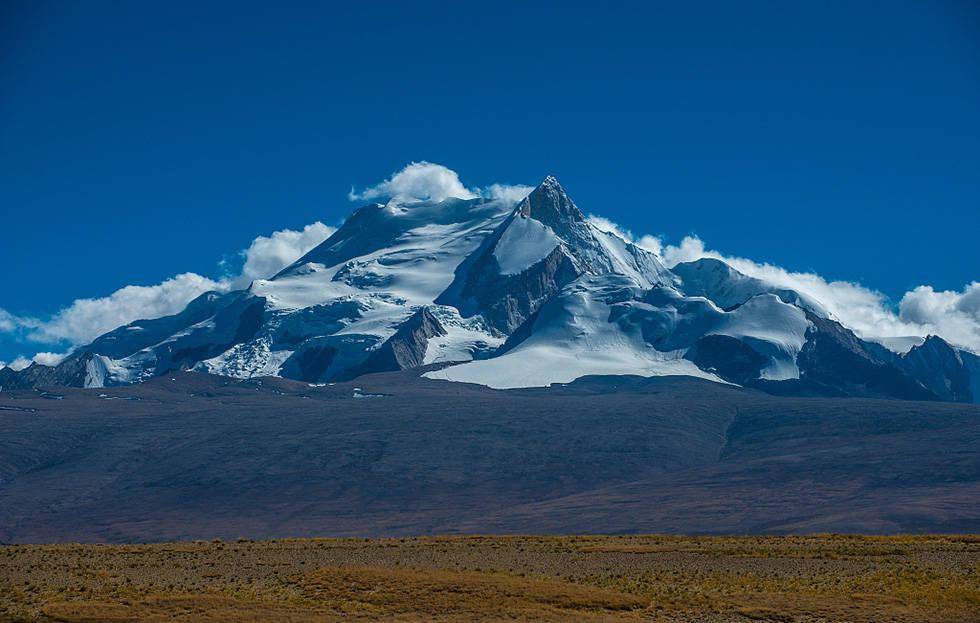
[630,227,980,354]
[1,221,336,365]
[588,215,979,353]
[24,272,226,346]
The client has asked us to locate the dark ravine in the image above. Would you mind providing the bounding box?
[0,370,977,542]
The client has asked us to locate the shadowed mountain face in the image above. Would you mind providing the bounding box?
[1,371,977,542]
[3,176,976,402]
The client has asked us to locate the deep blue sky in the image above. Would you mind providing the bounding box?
[2,1,979,360]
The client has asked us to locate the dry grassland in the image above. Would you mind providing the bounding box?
[1,535,978,622]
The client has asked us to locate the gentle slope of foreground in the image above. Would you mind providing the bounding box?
[2,373,979,543]
[2,535,979,622]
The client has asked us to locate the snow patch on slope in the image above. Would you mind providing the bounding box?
[493,215,559,275]
[425,275,726,389]
[423,307,504,364]
[874,335,926,354]
[590,225,673,289]
[197,337,294,379]
[710,294,810,380]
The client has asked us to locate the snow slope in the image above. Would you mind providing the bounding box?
[10,175,975,402]
[425,274,726,388]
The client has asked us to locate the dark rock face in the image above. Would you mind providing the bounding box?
[0,352,98,389]
[794,313,937,401]
[964,351,980,404]
[272,300,367,347]
[516,176,664,280]
[517,175,587,239]
[284,343,338,383]
[444,176,668,336]
[437,180,590,335]
[459,244,580,335]
[0,367,15,388]
[900,336,974,403]
[685,334,768,385]
[280,334,382,383]
[354,308,447,376]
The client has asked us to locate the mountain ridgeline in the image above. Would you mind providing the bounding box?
[3,177,978,403]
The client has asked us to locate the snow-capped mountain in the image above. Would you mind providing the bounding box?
[3,176,978,403]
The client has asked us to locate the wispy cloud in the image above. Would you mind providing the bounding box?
[0,309,25,334]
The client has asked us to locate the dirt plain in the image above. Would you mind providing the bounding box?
[2,534,978,622]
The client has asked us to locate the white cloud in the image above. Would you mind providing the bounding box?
[660,235,708,266]
[586,217,980,353]
[349,161,479,203]
[634,235,663,255]
[0,309,16,332]
[657,234,980,354]
[898,283,980,351]
[231,221,335,288]
[32,351,70,366]
[349,161,533,205]
[6,356,33,371]
[0,221,336,360]
[485,183,534,202]
[1,162,531,365]
[2,162,534,366]
[25,272,225,345]
[11,161,971,361]
[1,351,70,370]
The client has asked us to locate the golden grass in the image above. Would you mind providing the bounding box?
[296,566,646,620]
[2,535,978,622]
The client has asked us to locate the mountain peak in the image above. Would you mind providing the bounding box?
[518,175,585,226]
[922,334,952,347]
[914,334,961,358]
[540,174,561,188]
